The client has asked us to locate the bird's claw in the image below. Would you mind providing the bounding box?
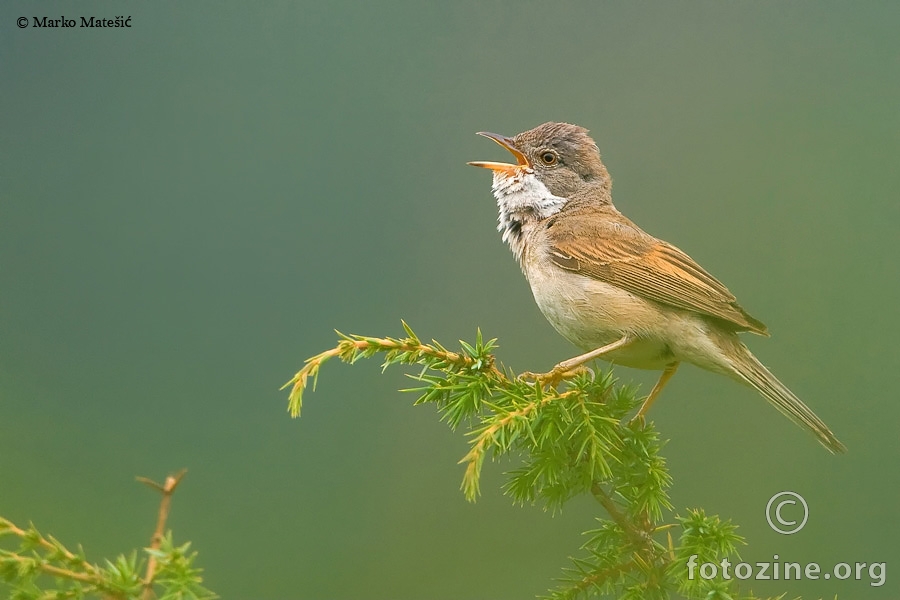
[518,366,590,388]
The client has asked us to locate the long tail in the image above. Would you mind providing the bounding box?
[725,344,846,454]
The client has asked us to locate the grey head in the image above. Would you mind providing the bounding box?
[469,122,614,265]
[469,122,612,201]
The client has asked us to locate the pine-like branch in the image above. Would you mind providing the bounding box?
[285,323,770,599]
[0,472,216,599]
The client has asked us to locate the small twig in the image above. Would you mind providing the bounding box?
[568,560,636,596]
[0,518,101,577]
[1,553,98,584]
[463,388,581,460]
[591,482,651,548]
[282,327,502,417]
[138,469,187,600]
[458,388,581,500]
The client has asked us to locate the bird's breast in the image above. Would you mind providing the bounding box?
[522,247,676,370]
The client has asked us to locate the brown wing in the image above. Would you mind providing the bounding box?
[546,209,769,335]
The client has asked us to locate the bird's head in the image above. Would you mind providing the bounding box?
[469,122,611,200]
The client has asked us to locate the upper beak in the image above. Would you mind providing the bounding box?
[467,131,530,174]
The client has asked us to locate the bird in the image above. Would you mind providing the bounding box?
[468,121,846,453]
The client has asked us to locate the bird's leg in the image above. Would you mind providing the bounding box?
[631,362,680,423]
[520,336,631,387]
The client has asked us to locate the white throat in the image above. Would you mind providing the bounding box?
[491,170,568,265]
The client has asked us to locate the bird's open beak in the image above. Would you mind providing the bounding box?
[467,131,530,175]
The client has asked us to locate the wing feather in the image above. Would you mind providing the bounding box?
[547,213,769,335]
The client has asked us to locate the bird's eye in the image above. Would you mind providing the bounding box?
[540,151,558,165]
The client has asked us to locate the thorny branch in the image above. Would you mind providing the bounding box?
[284,324,750,599]
[137,468,188,600]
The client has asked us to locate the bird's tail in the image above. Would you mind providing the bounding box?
[725,342,846,454]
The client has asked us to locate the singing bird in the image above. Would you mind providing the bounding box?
[469,122,845,453]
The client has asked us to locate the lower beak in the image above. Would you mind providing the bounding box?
[468,131,530,173]
[466,160,522,176]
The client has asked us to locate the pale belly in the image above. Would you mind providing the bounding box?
[524,260,680,370]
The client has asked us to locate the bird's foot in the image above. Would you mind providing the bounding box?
[518,365,591,388]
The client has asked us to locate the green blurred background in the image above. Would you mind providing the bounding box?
[2,1,898,597]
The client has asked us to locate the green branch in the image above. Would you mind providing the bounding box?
[285,322,796,599]
[0,473,216,600]
[283,320,502,418]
